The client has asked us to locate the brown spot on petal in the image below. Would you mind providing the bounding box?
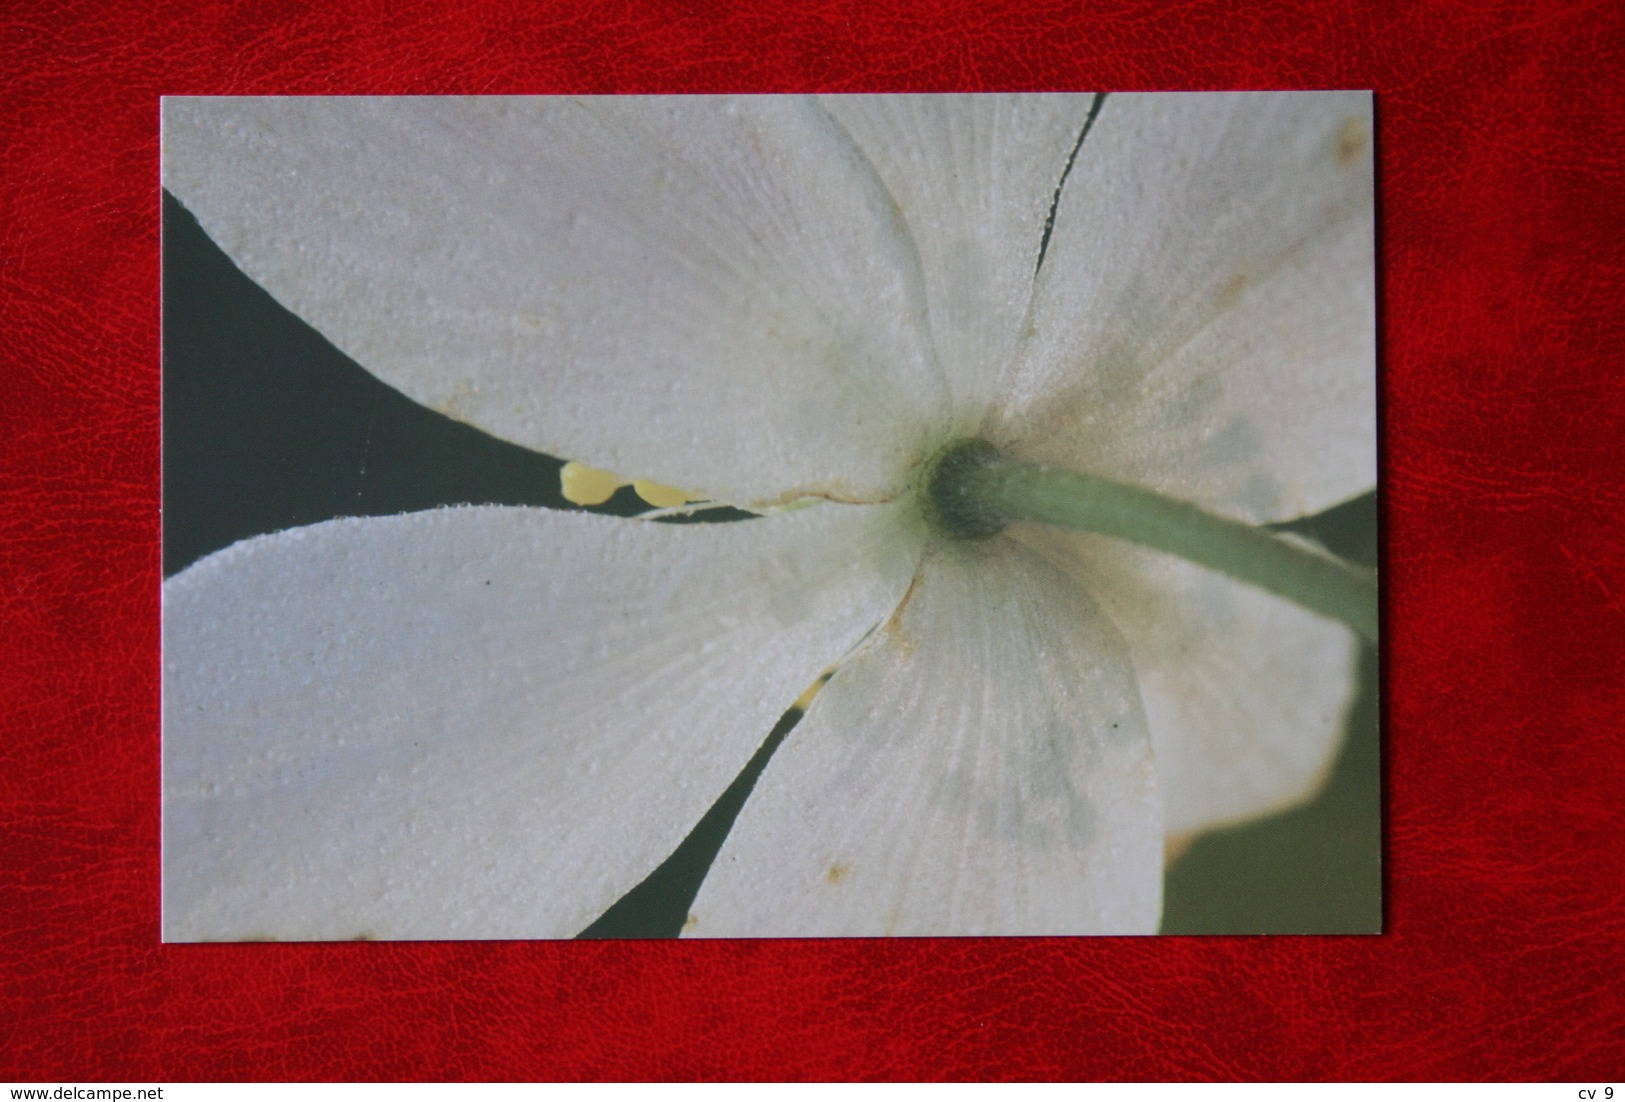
[1217,270,1249,310]
[879,573,923,660]
[825,863,850,886]
[1338,116,1368,168]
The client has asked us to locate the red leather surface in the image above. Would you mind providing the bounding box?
[4,0,1623,1082]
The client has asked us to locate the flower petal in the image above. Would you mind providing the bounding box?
[685,540,1162,937]
[163,504,920,941]
[821,94,1094,426]
[1001,91,1375,523]
[162,96,951,508]
[1017,526,1360,836]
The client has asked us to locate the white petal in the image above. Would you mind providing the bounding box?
[162,96,951,508]
[1000,91,1375,523]
[1017,526,1360,837]
[821,94,1093,425]
[163,504,921,941]
[685,540,1162,937]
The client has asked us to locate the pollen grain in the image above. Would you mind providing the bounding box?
[560,462,625,506]
[632,479,695,508]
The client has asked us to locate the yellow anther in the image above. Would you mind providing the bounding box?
[632,479,694,508]
[560,462,625,506]
[793,671,833,713]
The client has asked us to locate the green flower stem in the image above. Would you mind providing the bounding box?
[941,445,1379,644]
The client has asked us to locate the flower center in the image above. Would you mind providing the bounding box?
[921,438,1008,541]
[919,442,1380,643]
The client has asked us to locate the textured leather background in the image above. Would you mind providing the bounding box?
[4,0,1623,1081]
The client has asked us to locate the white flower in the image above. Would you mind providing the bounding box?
[162,93,1374,940]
